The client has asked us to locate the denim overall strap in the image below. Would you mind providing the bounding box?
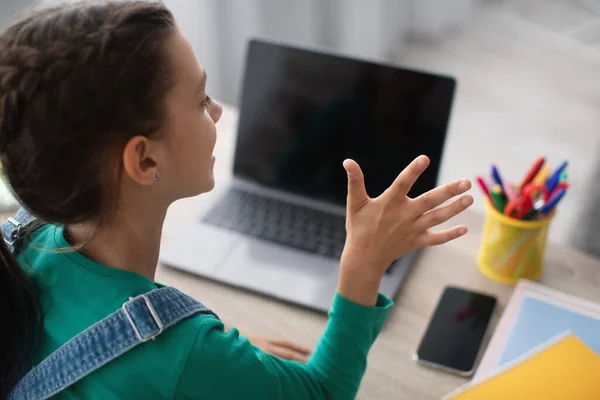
[1,207,38,253]
[9,287,219,400]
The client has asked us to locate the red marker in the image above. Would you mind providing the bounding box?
[520,157,545,195]
[552,181,569,196]
[476,176,493,205]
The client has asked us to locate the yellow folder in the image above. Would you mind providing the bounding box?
[445,334,600,399]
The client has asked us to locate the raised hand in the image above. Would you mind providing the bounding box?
[338,155,473,306]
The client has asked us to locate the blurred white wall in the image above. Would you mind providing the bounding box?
[165,0,479,105]
[394,1,600,249]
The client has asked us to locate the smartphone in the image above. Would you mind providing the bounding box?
[414,286,497,376]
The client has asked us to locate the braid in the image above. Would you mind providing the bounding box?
[0,15,113,151]
[0,41,104,103]
[0,14,119,91]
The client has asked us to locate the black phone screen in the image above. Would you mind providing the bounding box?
[416,286,497,374]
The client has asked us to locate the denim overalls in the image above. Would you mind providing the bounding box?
[3,208,218,400]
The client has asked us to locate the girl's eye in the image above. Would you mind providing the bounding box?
[201,95,212,107]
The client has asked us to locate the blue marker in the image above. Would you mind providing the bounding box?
[545,161,568,194]
[540,188,567,215]
[491,165,506,198]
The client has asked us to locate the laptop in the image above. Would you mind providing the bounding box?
[159,39,456,312]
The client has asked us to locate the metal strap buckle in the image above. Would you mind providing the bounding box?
[122,294,164,342]
[4,217,22,247]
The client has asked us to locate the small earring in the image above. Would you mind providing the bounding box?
[154,171,160,183]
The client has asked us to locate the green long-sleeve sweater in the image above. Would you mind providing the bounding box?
[20,224,392,399]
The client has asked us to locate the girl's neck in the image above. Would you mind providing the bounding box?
[66,205,167,281]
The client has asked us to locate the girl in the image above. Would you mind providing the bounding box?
[0,1,473,399]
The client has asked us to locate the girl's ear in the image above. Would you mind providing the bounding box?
[122,136,159,185]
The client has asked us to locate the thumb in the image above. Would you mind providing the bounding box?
[343,159,369,212]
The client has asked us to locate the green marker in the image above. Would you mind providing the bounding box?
[559,171,568,183]
[491,185,506,213]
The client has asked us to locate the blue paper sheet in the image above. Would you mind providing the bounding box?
[497,295,600,367]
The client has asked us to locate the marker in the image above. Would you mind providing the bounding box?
[476,176,493,205]
[503,181,517,203]
[520,157,545,194]
[491,165,510,201]
[540,188,567,216]
[491,165,504,190]
[491,165,516,202]
[551,181,569,197]
[532,165,551,186]
[491,185,506,212]
[545,161,568,194]
[559,171,568,183]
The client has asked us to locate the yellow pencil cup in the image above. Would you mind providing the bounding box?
[477,200,554,285]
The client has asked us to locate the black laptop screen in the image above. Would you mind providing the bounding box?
[233,40,456,206]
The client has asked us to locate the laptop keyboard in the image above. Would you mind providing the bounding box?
[203,189,347,259]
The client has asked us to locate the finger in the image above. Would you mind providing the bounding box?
[415,195,473,230]
[414,179,472,214]
[417,225,468,247]
[343,159,369,212]
[386,155,430,198]
[271,345,310,363]
[269,339,311,355]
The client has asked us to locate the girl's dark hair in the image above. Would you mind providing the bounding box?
[0,1,176,395]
